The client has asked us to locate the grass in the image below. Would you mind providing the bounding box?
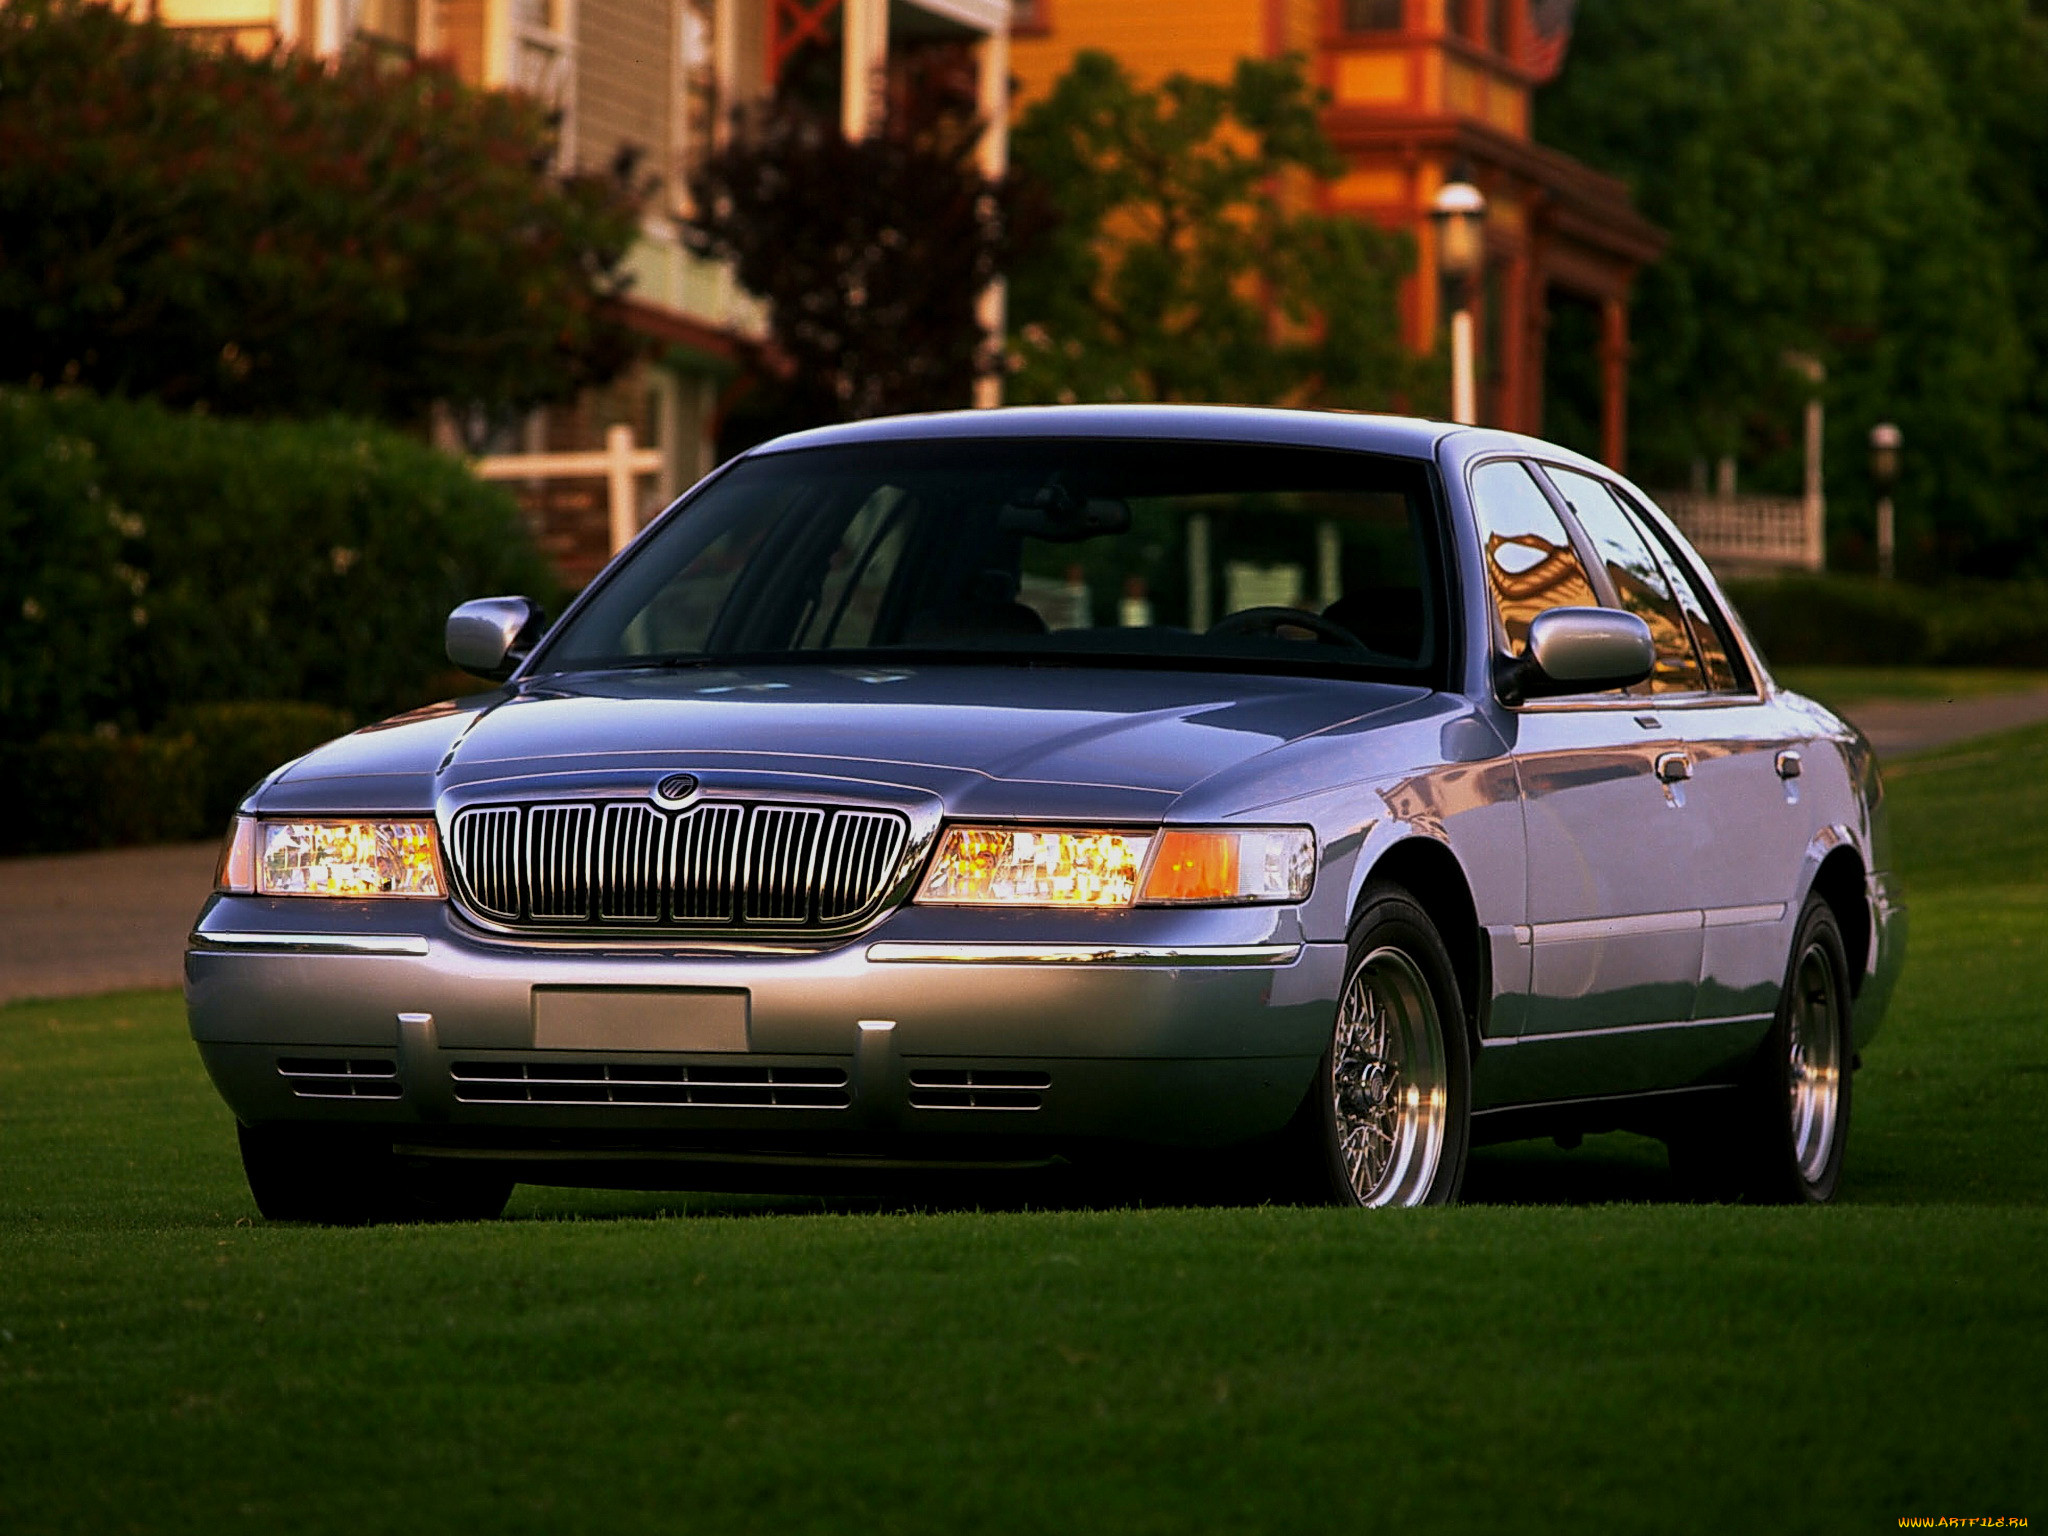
[6,727,2048,1531]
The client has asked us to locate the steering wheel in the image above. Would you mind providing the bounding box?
[1207,606,1369,649]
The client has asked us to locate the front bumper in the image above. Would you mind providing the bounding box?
[187,896,1343,1162]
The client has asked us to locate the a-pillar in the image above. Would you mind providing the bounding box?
[1599,293,1629,471]
[840,0,888,140]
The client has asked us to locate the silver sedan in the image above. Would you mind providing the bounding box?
[187,406,1903,1218]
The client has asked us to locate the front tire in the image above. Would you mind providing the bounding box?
[1303,885,1472,1207]
[238,1123,514,1225]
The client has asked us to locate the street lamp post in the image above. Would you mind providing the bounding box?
[1870,423,1902,580]
[1431,172,1487,426]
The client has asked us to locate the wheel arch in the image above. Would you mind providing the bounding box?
[1806,842,1870,998]
[1356,836,1484,1047]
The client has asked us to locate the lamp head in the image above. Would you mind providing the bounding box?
[1869,422,1902,489]
[1430,173,1488,279]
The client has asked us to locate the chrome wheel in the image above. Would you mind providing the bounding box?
[1786,939,1844,1186]
[1329,945,1449,1206]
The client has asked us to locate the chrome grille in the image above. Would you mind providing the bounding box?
[743,806,823,924]
[526,803,594,921]
[449,1060,850,1109]
[819,811,905,922]
[670,802,746,922]
[447,799,909,932]
[453,807,520,921]
[596,804,665,922]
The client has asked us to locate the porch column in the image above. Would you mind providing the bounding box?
[974,22,1011,408]
[1497,245,1532,432]
[1599,292,1628,471]
[840,0,888,139]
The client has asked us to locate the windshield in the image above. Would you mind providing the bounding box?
[530,437,1448,683]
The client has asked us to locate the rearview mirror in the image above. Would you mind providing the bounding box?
[1496,607,1655,704]
[998,484,1131,542]
[446,596,547,680]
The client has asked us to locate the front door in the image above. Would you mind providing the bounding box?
[1469,458,1703,1041]
[1514,707,1705,1037]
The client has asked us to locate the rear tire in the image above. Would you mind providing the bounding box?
[1668,895,1853,1204]
[1295,884,1472,1207]
[238,1123,513,1225]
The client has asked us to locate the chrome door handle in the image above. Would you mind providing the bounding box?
[1654,751,1692,784]
[1775,749,1803,780]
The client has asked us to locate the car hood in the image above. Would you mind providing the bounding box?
[264,664,1433,819]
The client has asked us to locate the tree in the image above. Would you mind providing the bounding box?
[1534,0,2042,575]
[0,0,643,427]
[1005,51,1422,411]
[1877,0,2048,570]
[683,96,1017,427]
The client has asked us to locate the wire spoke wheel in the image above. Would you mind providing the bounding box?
[1329,945,1449,1206]
[1786,938,1844,1186]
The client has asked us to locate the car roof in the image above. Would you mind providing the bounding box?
[747,404,1459,459]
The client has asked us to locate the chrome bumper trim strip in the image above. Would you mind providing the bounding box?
[192,931,431,957]
[864,942,1301,967]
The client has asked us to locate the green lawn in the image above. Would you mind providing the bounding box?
[5,729,2047,1531]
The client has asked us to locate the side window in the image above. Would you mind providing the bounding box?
[1611,490,1751,693]
[1542,466,1704,694]
[1469,459,1600,653]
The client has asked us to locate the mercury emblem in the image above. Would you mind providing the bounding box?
[652,773,700,808]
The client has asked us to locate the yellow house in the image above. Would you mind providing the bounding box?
[1010,0,1663,467]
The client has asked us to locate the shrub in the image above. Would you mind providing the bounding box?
[1725,574,2048,669]
[1926,584,2048,668]
[0,398,131,736]
[1723,577,1933,666]
[165,701,357,829]
[0,387,558,740]
[1,729,206,854]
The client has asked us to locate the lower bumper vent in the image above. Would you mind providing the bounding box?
[907,1069,1050,1112]
[278,1057,402,1100]
[449,1061,850,1109]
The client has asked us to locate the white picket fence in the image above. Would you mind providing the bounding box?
[473,424,663,556]
[1655,490,1824,574]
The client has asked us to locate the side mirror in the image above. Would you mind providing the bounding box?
[1496,607,1655,704]
[446,596,547,680]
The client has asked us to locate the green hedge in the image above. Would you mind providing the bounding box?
[166,701,358,830]
[1725,575,2048,669]
[0,387,557,741]
[2,701,356,855]
[2,730,206,854]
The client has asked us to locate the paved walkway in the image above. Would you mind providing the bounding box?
[1832,687,2048,759]
[0,841,219,1005]
[6,687,2048,1005]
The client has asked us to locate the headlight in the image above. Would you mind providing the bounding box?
[917,827,1152,907]
[1139,827,1315,904]
[215,815,444,897]
[915,824,1314,907]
